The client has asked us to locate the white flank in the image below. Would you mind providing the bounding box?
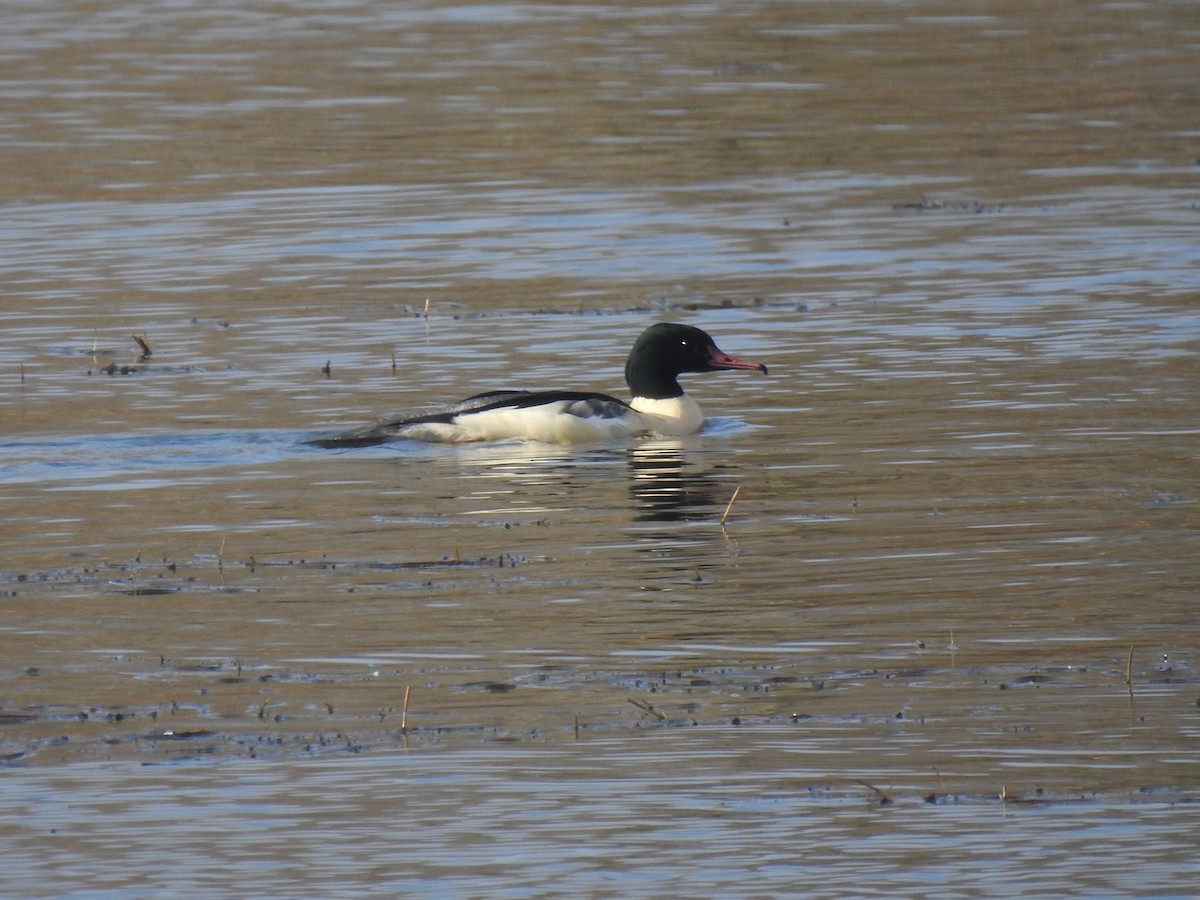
[395,395,704,444]
[399,401,643,444]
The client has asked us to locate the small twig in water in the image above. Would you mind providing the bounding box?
[856,779,893,806]
[401,685,412,732]
[1125,644,1135,685]
[720,485,741,525]
[627,697,666,720]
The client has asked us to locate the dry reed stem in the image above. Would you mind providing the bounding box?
[855,779,892,805]
[627,697,666,720]
[720,485,741,525]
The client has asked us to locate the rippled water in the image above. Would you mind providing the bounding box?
[6,737,1200,898]
[2,0,1199,896]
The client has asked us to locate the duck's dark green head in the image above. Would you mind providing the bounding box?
[624,323,767,399]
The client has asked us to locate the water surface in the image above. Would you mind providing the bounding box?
[2,1,1198,895]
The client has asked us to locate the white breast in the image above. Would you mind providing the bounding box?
[629,395,704,436]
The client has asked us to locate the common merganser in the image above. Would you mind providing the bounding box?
[310,322,767,447]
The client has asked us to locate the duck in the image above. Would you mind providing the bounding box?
[309,322,767,447]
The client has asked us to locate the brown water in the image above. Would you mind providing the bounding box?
[3,1,1200,896]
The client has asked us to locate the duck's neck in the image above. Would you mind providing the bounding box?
[625,356,683,400]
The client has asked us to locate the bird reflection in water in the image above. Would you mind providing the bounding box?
[628,440,721,522]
